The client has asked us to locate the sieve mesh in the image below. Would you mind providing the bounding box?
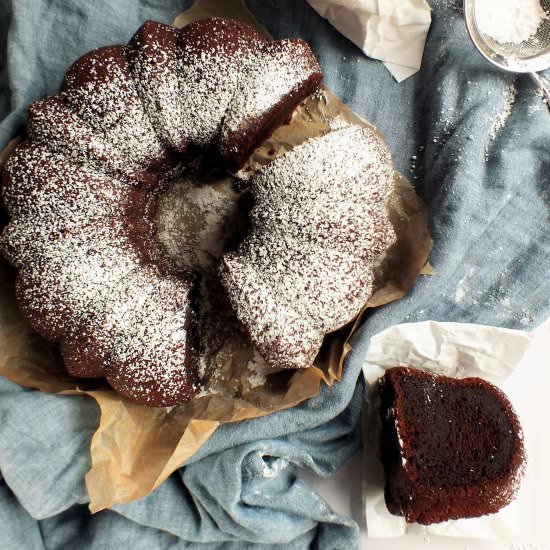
[464,0,550,73]
[474,0,550,59]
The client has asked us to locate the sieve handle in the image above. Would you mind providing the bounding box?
[531,72,550,114]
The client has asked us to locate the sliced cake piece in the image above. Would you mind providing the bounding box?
[219,125,395,370]
[219,38,322,171]
[378,367,526,525]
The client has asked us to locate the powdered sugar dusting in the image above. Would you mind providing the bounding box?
[489,84,518,142]
[60,45,170,169]
[221,124,396,370]
[0,141,197,402]
[176,18,266,147]
[475,0,548,45]
[247,349,270,388]
[14,223,143,340]
[1,145,132,220]
[90,267,198,405]
[128,21,188,153]
[221,39,319,145]
[157,175,241,271]
[27,97,149,182]
[454,267,476,304]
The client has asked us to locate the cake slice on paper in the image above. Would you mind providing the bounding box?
[378,366,526,525]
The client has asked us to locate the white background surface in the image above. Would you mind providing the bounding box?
[299,319,550,549]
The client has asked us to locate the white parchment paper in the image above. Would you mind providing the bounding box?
[362,320,548,540]
[306,0,432,82]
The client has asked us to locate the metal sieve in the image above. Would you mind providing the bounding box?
[464,0,550,109]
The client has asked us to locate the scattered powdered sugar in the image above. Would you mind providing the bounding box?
[328,117,351,131]
[193,273,256,390]
[220,124,396,370]
[156,175,241,272]
[260,456,289,478]
[0,146,148,341]
[475,0,548,45]
[425,80,520,168]
[489,83,518,142]
[478,83,519,161]
[1,140,197,403]
[529,81,550,114]
[247,349,270,388]
[454,267,476,303]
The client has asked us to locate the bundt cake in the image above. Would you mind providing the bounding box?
[0,17,322,406]
[378,367,526,524]
[219,124,396,370]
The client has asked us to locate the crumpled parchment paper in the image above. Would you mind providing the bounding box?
[362,320,548,541]
[306,0,432,82]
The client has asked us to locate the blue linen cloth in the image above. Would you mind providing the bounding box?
[1,0,549,548]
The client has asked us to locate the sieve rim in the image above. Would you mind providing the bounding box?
[464,0,550,73]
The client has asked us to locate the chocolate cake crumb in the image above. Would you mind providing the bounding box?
[378,366,526,524]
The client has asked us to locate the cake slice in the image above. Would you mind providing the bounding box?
[378,367,526,524]
[219,38,322,170]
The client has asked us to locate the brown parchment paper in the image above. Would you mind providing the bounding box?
[0,0,432,513]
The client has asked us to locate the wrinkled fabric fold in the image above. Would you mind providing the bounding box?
[0,374,363,548]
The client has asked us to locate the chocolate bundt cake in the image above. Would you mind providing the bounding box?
[220,124,396,370]
[378,367,526,524]
[0,17,322,406]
